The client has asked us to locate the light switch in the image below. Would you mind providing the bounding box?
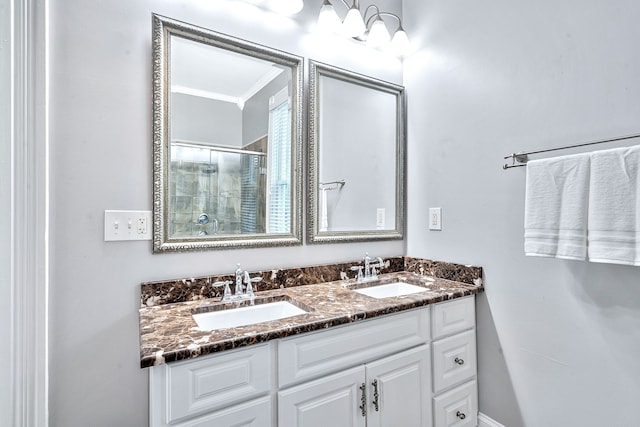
[429,207,442,231]
[104,210,152,241]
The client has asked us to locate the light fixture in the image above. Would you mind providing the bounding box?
[318,0,342,33]
[342,4,366,37]
[366,15,390,48]
[390,25,410,55]
[316,0,410,55]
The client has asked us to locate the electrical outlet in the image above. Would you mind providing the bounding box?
[137,216,147,234]
[104,210,152,241]
[429,207,442,231]
[376,208,386,230]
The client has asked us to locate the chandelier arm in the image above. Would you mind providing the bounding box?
[328,0,353,13]
[377,11,403,30]
[363,4,382,28]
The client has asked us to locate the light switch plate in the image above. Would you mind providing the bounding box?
[104,210,152,241]
[429,207,442,231]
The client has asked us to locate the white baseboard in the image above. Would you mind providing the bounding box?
[478,412,507,427]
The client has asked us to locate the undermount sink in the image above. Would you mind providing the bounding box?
[192,300,307,331]
[353,282,427,299]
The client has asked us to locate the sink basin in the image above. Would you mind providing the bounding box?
[353,282,427,299]
[193,300,307,331]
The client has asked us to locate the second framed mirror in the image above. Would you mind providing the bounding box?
[307,60,406,243]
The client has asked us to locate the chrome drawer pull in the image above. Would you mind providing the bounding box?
[371,379,380,412]
[454,357,465,365]
[359,383,367,417]
[457,410,466,420]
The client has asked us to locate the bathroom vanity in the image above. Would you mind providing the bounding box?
[141,258,482,427]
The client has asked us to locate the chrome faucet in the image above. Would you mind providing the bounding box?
[354,253,385,282]
[223,263,261,302]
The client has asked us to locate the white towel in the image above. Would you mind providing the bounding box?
[587,145,640,265]
[524,152,590,260]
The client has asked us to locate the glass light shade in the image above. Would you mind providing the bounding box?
[366,17,391,47]
[342,6,366,38]
[317,1,341,33]
[391,28,410,56]
[268,0,304,15]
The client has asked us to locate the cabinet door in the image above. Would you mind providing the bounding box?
[278,366,366,427]
[365,344,431,427]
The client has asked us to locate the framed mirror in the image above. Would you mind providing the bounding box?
[307,60,406,243]
[152,15,303,252]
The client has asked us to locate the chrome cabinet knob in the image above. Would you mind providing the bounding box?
[454,357,465,365]
[457,411,466,420]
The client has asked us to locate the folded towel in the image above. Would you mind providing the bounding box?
[587,145,640,265]
[524,152,590,260]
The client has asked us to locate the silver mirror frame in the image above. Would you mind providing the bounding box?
[152,14,303,252]
[307,60,406,244]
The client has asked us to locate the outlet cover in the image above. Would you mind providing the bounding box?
[104,210,152,241]
[429,207,442,231]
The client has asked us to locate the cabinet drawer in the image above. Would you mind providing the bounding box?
[433,380,477,427]
[172,396,272,427]
[278,308,430,388]
[432,296,475,340]
[150,343,272,425]
[432,330,476,393]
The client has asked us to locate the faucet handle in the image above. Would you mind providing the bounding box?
[212,280,233,301]
[370,257,385,279]
[350,265,364,282]
[243,272,261,299]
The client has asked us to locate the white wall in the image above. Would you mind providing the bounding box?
[403,0,640,426]
[171,94,243,145]
[48,0,402,425]
[243,71,290,146]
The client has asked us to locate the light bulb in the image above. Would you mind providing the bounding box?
[317,0,341,33]
[268,0,303,15]
[342,6,366,38]
[366,16,390,48]
[391,27,410,56]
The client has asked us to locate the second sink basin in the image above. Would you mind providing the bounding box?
[193,299,307,331]
[353,282,427,299]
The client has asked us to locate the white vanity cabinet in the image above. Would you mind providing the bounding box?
[149,342,275,427]
[431,296,478,427]
[149,296,478,427]
[277,307,431,427]
[278,345,430,427]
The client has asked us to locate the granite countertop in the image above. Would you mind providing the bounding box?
[139,270,483,368]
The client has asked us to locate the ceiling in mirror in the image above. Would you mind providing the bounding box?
[152,14,303,252]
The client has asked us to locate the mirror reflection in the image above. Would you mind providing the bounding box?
[152,15,302,251]
[308,60,405,243]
